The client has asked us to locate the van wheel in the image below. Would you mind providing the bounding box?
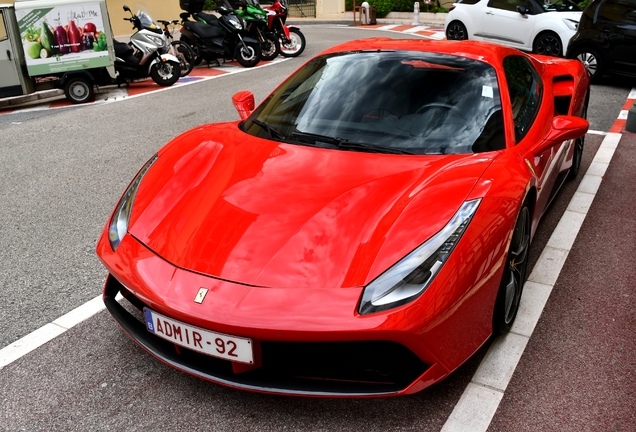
[64,76,94,104]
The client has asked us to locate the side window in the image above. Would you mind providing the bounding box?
[458,0,482,4]
[503,56,543,143]
[598,0,636,24]
[0,12,8,42]
[490,0,526,12]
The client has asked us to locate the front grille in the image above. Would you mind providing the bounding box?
[104,275,428,396]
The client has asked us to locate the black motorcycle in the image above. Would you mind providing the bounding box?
[179,0,261,68]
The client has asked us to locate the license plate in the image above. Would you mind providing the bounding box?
[143,308,253,364]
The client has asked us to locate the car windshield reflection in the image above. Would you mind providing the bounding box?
[243,51,505,155]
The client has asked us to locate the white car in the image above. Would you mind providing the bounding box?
[444,0,582,57]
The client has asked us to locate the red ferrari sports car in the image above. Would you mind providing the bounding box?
[97,38,589,397]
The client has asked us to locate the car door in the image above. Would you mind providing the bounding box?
[480,0,537,50]
[597,0,636,75]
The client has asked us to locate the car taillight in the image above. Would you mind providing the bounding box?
[449,5,455,11]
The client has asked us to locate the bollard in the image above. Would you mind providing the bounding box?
[413,2,420,26]
[361,1,370,25]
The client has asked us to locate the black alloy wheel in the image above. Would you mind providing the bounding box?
[260,33,280,61]
[534,32,562,57]
[446,21,468,41]
[494,204,531,334]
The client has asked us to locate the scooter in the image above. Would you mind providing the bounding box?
[179,1,262,68]
[264,0,305,57]
[113,6,181,86]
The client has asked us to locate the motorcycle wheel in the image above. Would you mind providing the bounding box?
[150,60,181,86]
[280,28,305,58]
[260,33,280,61]
[234,42,261,68]
[170,41,195,77]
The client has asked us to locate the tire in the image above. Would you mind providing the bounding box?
[150,60,181,86]
[234,42,261,68]
[170,41,195,77]
[260,33,280,61]
[445,21,468,41]
[493,202,531,335]
[533,32,562,57]
[570,46,603,83]
[568,99,588,180]
[64,76,94,104]
[279,28,306,57]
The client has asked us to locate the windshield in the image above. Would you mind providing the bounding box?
[244,51,505,155]
[137,10,155,27]
[540,0,581,12]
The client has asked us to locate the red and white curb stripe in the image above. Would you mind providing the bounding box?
[355,23,446,39]
[441,88,635,431]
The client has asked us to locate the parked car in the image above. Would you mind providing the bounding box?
[445,0,582,57]
[566,0,636,82]
[98,38,590,397]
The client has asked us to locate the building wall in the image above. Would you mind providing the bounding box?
[106,0,183,36]
[317,0,345,18]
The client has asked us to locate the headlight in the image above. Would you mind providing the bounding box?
[230,16,243,30]
[147,34,165,48]
[108,154,158,251]
[563,18,578,31]
[358,199,481,315]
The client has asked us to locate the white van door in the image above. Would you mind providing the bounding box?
[0,9,23,98]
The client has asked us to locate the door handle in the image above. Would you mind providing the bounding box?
[6,50,11,61]
[486,11,494,14]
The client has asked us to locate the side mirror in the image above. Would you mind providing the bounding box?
[232,90,255,120]
[123,5,131,12]
[534,115,589,153]
[516,5,530,15]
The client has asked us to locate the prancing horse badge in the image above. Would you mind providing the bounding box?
[194,288,209,304]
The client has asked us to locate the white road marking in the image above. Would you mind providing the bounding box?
[441,131,624,432]
[0,293,120,370]
[618,110,629,119]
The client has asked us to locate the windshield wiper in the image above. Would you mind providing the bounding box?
[337,141,416,155]
[291,131,416,155]
[252,119,286,140]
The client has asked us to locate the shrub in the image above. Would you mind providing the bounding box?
[369,0,394,17]
[205,0,217,9]
[577,0,592,9]
[346,0,354,10]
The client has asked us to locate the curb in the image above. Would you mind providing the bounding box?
[0,89,64,110]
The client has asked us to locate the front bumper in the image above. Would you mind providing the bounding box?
[104,275,435,396]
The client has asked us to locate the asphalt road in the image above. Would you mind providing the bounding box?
[0,26,634,431]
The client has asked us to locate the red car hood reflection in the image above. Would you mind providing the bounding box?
[129,124,497,289]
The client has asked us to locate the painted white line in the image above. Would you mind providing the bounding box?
[376,24,399,30]
[629,88,636,99]
[441,132,623,432]
[0,293,124,371]
[618,110,629,120]
[587,130,607,135]
[403,25,429,33]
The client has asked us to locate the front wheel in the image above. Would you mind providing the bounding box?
[279,28,305,57]
[260,33,280,61]
[534,32,562,57]
[493,203,531,335]
[170,41,195,77]
[64,76,94,104]
[150,60,181,86]
[234,42,261,68]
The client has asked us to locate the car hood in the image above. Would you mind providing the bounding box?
[546,11,582,21]
[129,124,497,289]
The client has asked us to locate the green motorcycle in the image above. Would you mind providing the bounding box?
[229,0,280,61]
